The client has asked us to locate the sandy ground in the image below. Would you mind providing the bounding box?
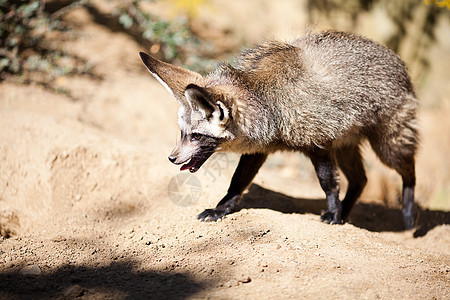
[1,2,449,299]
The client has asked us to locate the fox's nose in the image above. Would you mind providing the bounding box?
[168,155,177,163]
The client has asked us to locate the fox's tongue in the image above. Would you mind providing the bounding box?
[180,158,198,172]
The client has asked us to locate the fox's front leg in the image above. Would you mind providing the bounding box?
[198,153,268,221]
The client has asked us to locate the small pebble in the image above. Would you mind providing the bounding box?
[63,284,85,297]
[238,276,251,283]
[20,264,41,275]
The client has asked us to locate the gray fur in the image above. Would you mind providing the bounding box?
[210,31,418,155]
[140,30,419,229]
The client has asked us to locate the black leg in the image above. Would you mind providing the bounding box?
[198,153,268,221]
[309,150,342,224]
[335,145,367,221]
[369,129,417,230]
[401,169,416,230]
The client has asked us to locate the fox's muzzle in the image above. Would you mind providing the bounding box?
[168,149,214,173]
[168,132,223,173]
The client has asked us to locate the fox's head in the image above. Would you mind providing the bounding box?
[140,52,237,173]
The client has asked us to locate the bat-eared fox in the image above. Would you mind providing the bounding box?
[140,30,419,230]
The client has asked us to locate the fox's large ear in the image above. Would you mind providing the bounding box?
[139,52,203,103]
[185,84,230,124]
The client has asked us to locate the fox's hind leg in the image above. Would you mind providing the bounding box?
[198,153,268,221]
[309,149,342,224]
[369,105,418,230]
[370,140,417,229]
[335,144,367,222]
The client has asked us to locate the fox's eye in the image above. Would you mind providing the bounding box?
[190,133,202,141]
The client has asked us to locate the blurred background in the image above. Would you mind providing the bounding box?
[1,0,449,214]
[2,0,449,102]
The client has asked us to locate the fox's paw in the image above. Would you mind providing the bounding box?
[320,210,343,225]
[198,195,239,222]
[197,208,228,222]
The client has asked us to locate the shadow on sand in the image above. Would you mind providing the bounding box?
[0,261,210,299]
[238,184,450,237]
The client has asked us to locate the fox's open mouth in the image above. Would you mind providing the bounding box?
[180,152,214,173]
[180,158,201,173]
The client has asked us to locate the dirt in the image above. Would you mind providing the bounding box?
[0,1,449,299]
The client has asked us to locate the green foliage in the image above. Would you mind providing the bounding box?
[0,0,46,75]
[0,0,211,86]
[111,0,201,62]
[0,0,92,86]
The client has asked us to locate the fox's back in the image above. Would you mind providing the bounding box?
[295,31,414,97]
